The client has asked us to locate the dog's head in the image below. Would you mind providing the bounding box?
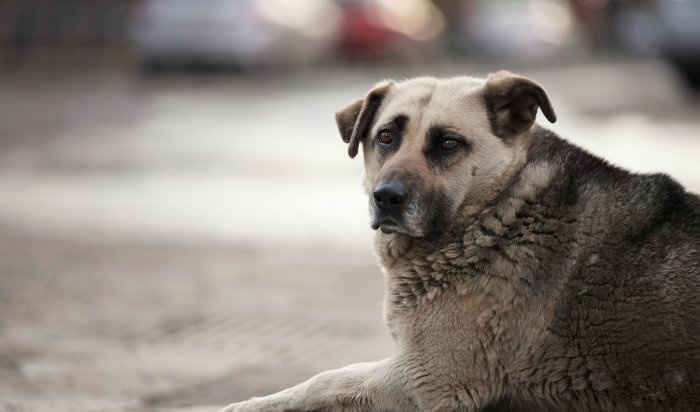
[335,71,556,238]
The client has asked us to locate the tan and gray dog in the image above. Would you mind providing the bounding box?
[222,72,700,412]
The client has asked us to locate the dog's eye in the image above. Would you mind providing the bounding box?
[378,131,394,145]
[440,138,460,151]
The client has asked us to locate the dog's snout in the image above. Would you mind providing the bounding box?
[373,180,406,210]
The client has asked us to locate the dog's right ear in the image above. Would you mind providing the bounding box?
[335,80,393,159]
[483,71,556,139]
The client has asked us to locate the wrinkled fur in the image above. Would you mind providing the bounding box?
[221,74,700,412]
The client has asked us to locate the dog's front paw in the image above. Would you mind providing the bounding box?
[219,399,265,412]
[219,397,296,412]
[218,401,242,412]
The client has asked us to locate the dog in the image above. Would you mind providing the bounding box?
[221,72,700,412]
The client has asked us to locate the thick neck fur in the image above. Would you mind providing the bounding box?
[373,125,688,298]
[370,124,673,331]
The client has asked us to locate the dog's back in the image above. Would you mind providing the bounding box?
[504,128,700,411]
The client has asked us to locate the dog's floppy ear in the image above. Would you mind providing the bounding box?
[483,70,556,139]
[335,80,393,158]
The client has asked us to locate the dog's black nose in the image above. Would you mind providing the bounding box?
[373,180,406,210]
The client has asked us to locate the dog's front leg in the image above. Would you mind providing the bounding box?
[220,357,416,412]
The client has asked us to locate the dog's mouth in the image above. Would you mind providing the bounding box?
[370,216,407,234]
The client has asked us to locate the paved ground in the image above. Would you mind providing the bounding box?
[0,57,698,411]
[0,234,388,411]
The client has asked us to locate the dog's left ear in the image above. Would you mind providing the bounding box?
[335,80,393,159]
[483,70,556,139]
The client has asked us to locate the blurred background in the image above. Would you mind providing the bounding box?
[0,1,698,411]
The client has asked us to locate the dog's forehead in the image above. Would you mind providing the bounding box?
[375,76,486,129]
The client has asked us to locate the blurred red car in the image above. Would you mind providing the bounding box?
[334,0,446,60]
[334,0,401,58]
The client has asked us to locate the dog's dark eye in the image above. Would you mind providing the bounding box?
[378,131,394,145]
[440,138,460,151]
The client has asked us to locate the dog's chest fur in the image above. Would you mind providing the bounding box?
[372,182,584,405]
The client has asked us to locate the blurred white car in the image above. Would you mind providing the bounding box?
[459,0,577,58]
[130,0,337,69]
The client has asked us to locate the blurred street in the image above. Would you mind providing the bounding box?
[1,57,699,412]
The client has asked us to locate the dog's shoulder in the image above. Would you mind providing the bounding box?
[527,126,699,237]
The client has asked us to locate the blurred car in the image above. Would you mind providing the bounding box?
[335,0,399,58]
[658,0,700,89]
[130,0,337,70]
[334,0,446,59]
[454,0,578,58]
[612,0,700,89]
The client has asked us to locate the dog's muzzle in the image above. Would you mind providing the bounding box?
[371,180,407,231]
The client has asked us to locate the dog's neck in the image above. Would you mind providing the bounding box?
[454,135,532,224]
